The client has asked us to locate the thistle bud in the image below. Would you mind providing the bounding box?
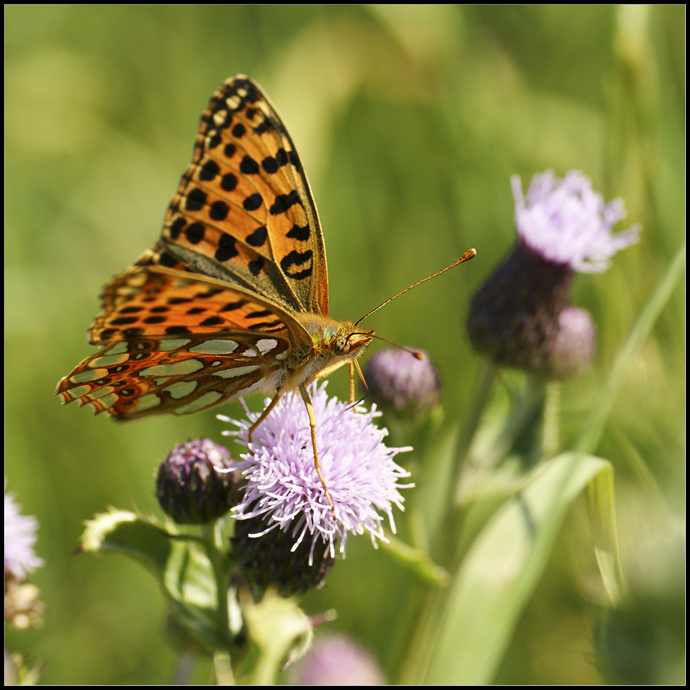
[156,439,239,525]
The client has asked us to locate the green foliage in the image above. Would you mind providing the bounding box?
[80,510,226,652]
[424,453,618,684]
[78,510,313,683]
[5,5,684,684]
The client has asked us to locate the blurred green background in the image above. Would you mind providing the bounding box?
[5,5,684,685]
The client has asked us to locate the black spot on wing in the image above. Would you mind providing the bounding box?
[215,233,238,262]
[270,189,300,215]
[166,326,191,336]
[185,188,207,212]
[248,256,264,276]
[185,223,205,244]
[280,249,313,280]
[209,201,229,221]
[243,194,262,211]
[246,226,268,247]
[286,223,309,241]
[170,217,186,239]
[200,316,224,326]
[240,156,260,175]
[221,173,238,191]
[199,160,219,181]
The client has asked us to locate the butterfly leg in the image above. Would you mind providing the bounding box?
[352,360,367,411]
[248,392,284,444]
[348,362,355,404]
[299,384,336,517]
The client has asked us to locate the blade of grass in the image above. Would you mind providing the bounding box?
[575,240,685,454]
[423,452,614,684]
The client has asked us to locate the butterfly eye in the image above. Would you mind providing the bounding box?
[333,335,349,355]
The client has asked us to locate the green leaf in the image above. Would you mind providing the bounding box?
[80,509,226,652]
[380,536,449,587]
[424,452,619,684]
[80,508,174,575]
[576,240,686,453]
[236,589,313,685]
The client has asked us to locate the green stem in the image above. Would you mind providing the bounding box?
[395,362,498,682]
[448,359,498,507]
[542,381,561,459]
[575,239,686,454]
[395,585,445,684]
[476,375,546,471]
[403,367,552,683]
[201,522,235,683]
[213,651,235,686]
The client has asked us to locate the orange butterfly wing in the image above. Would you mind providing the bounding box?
[155,75,328,314]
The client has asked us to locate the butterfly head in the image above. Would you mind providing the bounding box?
[332,328,373,359]
[296,314,373,383]
[310,323,373,381]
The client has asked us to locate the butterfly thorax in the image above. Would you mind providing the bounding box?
[288,313,373,387]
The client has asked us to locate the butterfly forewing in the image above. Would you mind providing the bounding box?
[159,76,328,315]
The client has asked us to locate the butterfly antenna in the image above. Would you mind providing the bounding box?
[354,248,477,328]
[369,333,424,359]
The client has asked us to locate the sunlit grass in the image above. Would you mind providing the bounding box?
[5,5,684,685]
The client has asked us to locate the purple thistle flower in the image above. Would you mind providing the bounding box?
[364,348,441,420]
[219,382,412,563]
[4,488,43,580]
[512,170,641,273]
[292,634,386,685]
[467,171,641,377]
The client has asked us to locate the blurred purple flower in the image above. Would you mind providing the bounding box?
[512,170,641,273]
[219,382,412,562]
[293,634,386,685]
[4,488,43,580]
[364,348,441,419]
[467,171,640,377]
[549,306,597,378]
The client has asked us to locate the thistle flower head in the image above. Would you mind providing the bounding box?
[364,348,441,419]
[156,439,239,525]
[220,382,412,570]
[512,170,641,273]
[467,171,640,376]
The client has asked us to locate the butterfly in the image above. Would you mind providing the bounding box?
[56,75,378,513]
[56,75,476,514]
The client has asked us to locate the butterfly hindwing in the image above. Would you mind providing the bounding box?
[56,266,305,420]
[87,265,308,346]
[55,333,282,421]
